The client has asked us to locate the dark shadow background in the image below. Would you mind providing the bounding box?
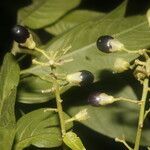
[0,0,32,61]
[1,0,150,149]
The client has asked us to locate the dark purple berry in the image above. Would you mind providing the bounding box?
[79,70,94,86]
[11,25,29,43]
[96,35,114,53]
[88,92,101,106]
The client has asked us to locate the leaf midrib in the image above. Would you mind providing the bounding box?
[63,21,147,58]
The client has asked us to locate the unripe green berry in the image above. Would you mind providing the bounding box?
[133,66,146,81]
[113,58,130,73]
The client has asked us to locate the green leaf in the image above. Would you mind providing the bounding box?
[17,76,53,103]
[0,53,20,150]
[20,1,137,80]
[0,53,20,127]
[18,1,147,103]
[18,0,81,29]
[14,108,73,149]
[18,74,72,104]
[0,127,16,150]
[66,76,150,146]
[63,131,86,150]
[45,10,104,35]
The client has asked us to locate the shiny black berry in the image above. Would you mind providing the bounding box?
[66,70,94,86]
[79,70,94,86]
[96,35,114,53]
[11,25,29,43]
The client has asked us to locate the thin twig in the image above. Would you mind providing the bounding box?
[115,97,141,105]
[115,137,133,150]
[34,47,50,60]
[144,109,150,120]
[54,81,66,136]
[134,78,149,150]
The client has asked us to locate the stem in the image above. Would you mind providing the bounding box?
[54,80,66,136]
[32,59,50,66]
[115,137,133,150]
[115,97,141,105]
[65,117,75,124]
[44,108,58,112]
[134,60,146,66]
[144,109,150,120]
[20,68,31,75]
[122,49,139,54]
[143,51,149,60]
[34,47,50,60]
[134,78,149,150]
